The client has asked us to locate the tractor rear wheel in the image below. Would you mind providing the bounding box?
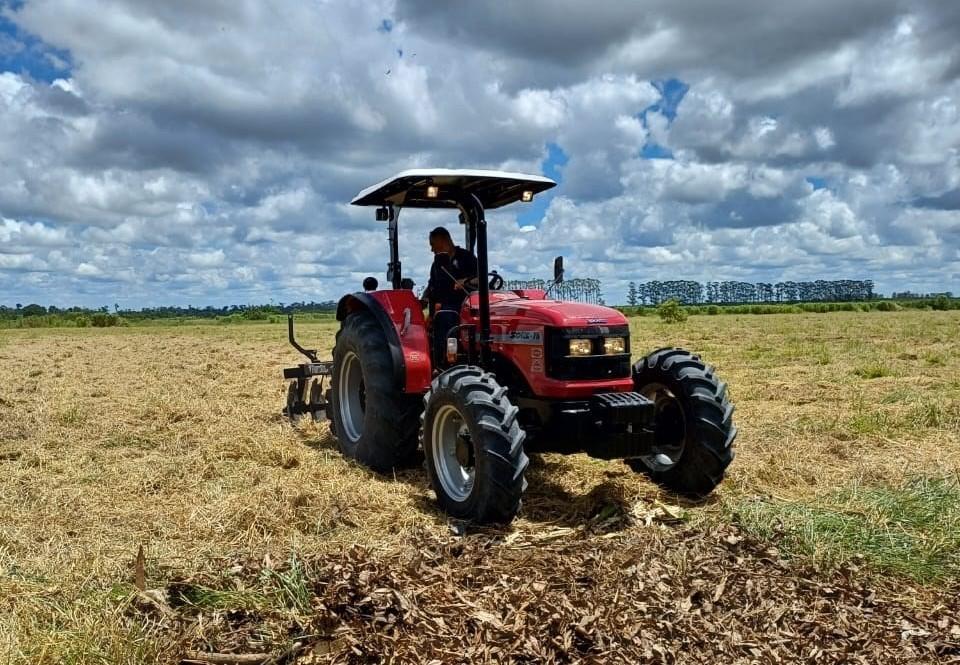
[422,366,528,524]
[330,310,421,472]
[628,348,736,497]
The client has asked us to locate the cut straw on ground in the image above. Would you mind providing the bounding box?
[1,310,958,662]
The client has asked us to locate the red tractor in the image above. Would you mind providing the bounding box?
[283,170,736,524]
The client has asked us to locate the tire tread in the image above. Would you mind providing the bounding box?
[422,366,527,524]
[629,347,736,497]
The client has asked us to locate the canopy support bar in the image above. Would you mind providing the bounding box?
[455,193,491,367]
[387,205,401,289]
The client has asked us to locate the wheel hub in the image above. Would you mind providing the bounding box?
[432,404,476,502]
[455,427,473,467]
[639,383,686,471]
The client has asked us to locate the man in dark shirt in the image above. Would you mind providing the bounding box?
[420,226,478,313]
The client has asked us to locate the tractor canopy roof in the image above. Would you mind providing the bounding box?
[351,169,556,210]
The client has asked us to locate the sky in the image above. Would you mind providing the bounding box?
[1,0,959,308]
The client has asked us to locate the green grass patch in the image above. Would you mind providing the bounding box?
[812,344,831,366]
[780,339,831,364]
[171,555,319,616]
[880,387,913,404]
[101,433,161,450]
[906,400,960,431]
[8,585,168,665]
[55,405,87,426]
[733,476,960,582]
[262,555,313,614]
[923,351,946,366]
[169,584,272,611]
[845,409,893,436]
[854,363,892,379]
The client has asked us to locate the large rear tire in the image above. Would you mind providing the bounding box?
[628,348,736,497]
[422,366,528,524]
[329,311,421,472]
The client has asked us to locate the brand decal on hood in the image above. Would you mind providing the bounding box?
[490,330,543,345]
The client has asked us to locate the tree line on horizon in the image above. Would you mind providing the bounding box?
[0,301,341,321]
[2,279,957,319]
[626,279,890,305]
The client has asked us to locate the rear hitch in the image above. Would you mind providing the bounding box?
[282,315,333,422]
[288,314,318,362]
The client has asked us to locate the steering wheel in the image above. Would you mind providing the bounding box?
[458,271,504,293]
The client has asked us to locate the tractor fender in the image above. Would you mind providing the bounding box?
[336,291,432,394]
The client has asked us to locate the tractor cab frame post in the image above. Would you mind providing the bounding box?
[386,205,401,289]
[454,192,492,367]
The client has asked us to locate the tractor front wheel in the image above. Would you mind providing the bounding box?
[422,367,528,524]
[628,348,736,497]
[329,311,421,472]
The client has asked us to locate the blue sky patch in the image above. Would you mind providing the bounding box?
[542,142,567,181]
[641,142,673,160]
[638,78,689,161]
[650,78,689,121]
[806,176,828,191]
[0,10,71,82]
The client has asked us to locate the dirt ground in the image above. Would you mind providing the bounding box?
[1,311,958,663]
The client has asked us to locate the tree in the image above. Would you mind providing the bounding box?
[20,304,47,317]
[627,281,638,306]
[656,299,687,323]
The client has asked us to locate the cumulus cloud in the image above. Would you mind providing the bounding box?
[0,0,958,306]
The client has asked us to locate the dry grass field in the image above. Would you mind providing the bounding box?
[1,311,959,663]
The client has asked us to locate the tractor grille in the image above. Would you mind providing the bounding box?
[545,325,631,381]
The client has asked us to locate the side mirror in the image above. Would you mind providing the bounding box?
[553,256,564,283]
[376,206,388,221]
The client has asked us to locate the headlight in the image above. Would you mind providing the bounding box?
[603,337,626,354]
[568,339,593,356]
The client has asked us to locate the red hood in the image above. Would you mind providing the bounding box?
[466,293,628,327]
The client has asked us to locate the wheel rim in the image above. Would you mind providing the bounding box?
[338,351,365,443]
[639,382,686,471]
[432,404,475,502]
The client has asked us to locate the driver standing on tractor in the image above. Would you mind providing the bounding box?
[420,226,478,365]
